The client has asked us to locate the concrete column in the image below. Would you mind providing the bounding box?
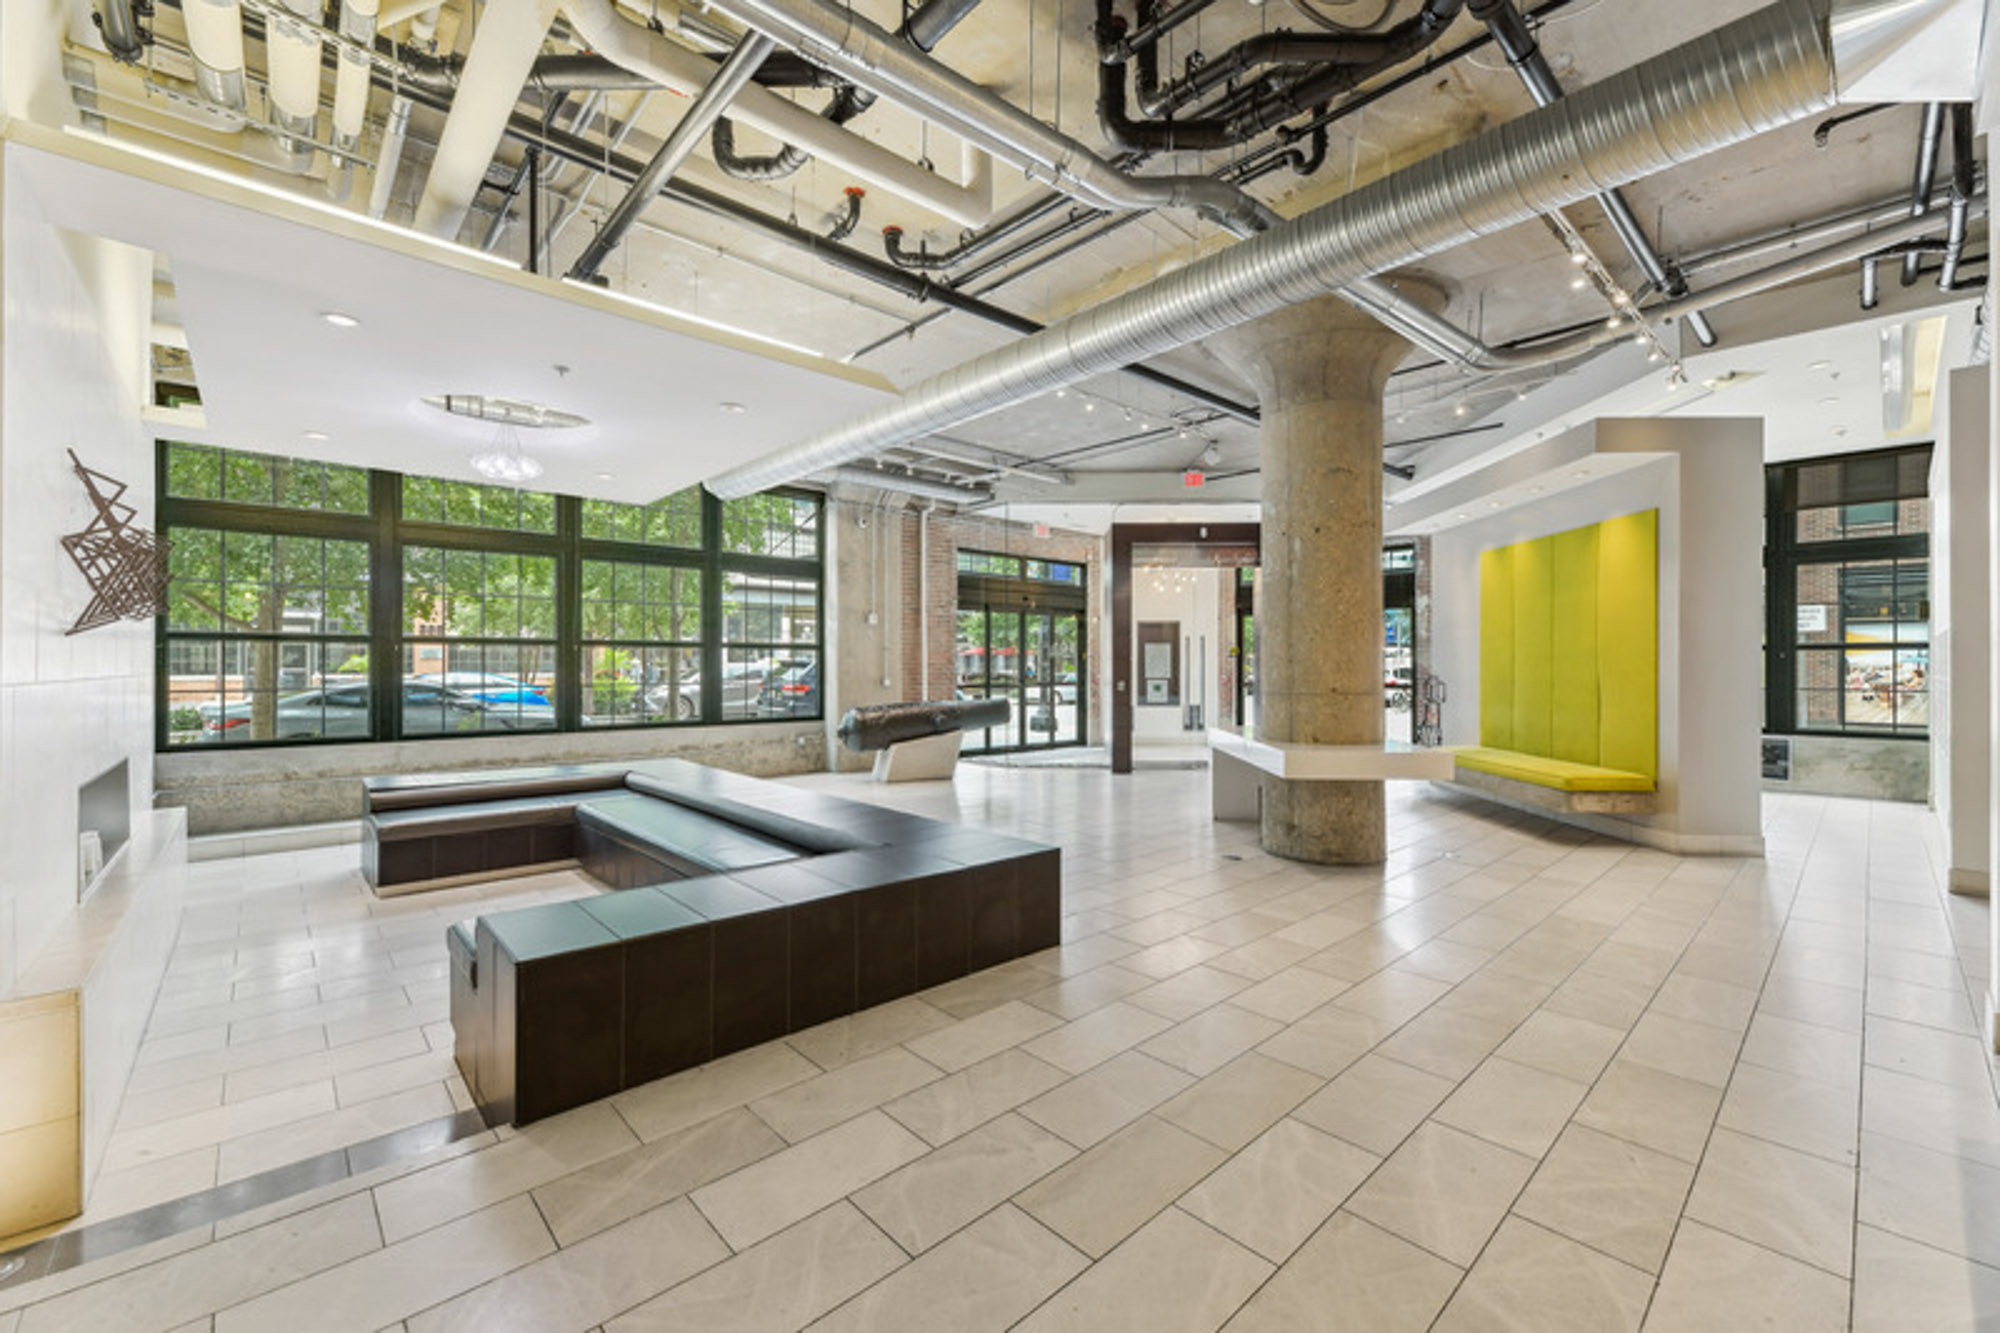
[1210,284,1439,863]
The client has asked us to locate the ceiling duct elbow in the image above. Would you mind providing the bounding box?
[705,0,1854,499]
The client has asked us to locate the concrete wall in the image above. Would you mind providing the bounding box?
[1767,733,1930,803]
[826,489,907,773]
[154,721,827,835]
[0,145,158,993]
[1426,418,1765,854]
[1932,365,1991,889]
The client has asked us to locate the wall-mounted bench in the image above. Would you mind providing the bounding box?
[1450,510,1661,825]
[1450,747,1658,814]
[406,759,1060,1127]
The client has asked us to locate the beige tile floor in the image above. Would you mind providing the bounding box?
[5,767,1999,1331]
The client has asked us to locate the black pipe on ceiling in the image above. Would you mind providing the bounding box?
[1093,0,1465,153]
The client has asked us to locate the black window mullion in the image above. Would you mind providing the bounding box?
[555,495,582,731]
[369,469,402,740]
[701,489,723,723]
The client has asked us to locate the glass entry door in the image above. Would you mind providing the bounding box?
[957,605,1085,753]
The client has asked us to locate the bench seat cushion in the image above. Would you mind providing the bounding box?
[365,767,627,812]
[622,772,874,854]
[576,793,803,873]
[370,793,586,842]
[1454,747,1655,793]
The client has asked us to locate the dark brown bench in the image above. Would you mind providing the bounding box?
[428,759,1062,1126]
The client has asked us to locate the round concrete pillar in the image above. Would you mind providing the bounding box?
[1210,282,1441,864]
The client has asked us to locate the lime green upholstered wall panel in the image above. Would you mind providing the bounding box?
[1480,547,1514,750]
[1510,536,1555,758]
[1596,510,1658,779]
[1477,510,1656,780]
[1550,525,1602,765]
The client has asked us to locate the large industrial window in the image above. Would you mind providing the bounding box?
[157,442,823,748]
[1765,444,1931,737]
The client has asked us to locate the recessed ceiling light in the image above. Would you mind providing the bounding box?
[301,430,329,442]
[1569,276,1587,290]
[1808,359,1833,371]
[1818,396,1839,406]
[1488,500,1502,509]
[1454,512,1469,520]
[1571,469,1590,478]
[594,470,615,480]
[320,311,359,328]
[719,401,747,414]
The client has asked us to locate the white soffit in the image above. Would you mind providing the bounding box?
[9,125,895,501]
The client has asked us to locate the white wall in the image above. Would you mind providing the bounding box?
[1932,364,1990,891]
[0,144,157,993]
[1131,566,1222,742]
[1427,418,1765,854]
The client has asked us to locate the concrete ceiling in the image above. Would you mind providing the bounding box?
[38,0,1994,505]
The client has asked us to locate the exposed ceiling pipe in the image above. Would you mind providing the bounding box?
[1097,0,1466,151]
[367,3,435,219]
[816,466,993,504]
[1346,203,1978,371]
[695,0,1280,236]
[1467,0,1718,348]
[325,0,379,201]
[710,0,981,184]
[92,0,148,64]
[893,443,1070,485]
[180,0,248,118]
[330,0,378,159]
[415,0,563,238]
[700,0,1887,499]
[562,0,991,228]
[1105,0,1218,62]
[1938,104,1976,289]
[1860,254,1882,306]
[568,33,776,281]
[264,0,326,171]
[1901,102,1947,283]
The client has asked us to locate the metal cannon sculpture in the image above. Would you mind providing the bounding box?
[836,697,1012,752]
[837,698,1012,780]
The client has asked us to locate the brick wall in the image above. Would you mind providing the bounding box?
[898,510,1106,721]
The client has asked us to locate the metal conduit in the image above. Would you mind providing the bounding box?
[696,0,1280,236]
[703,0,1847,499]
[1467,0,1718,347]
[1345,201,1979,371]
[568,32,776,280]
[1938,104,1976,289]
[1901,102,1946,284]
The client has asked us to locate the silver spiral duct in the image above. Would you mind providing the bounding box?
[707,0,1843,499]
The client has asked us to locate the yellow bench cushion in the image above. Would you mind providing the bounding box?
[1454,747,1655,793]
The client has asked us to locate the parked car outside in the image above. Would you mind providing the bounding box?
[758,660,820,717]
[412,671,549,705]
[645,659,790,720]
[197,681,551,741]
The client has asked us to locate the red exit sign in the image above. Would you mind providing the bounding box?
[1182,469,1205,488]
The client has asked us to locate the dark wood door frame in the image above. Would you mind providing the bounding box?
[1110,523,1261,773]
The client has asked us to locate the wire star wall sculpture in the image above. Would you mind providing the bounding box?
[62,449,170,636]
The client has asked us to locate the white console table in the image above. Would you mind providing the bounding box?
[1207,726,1456,820]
